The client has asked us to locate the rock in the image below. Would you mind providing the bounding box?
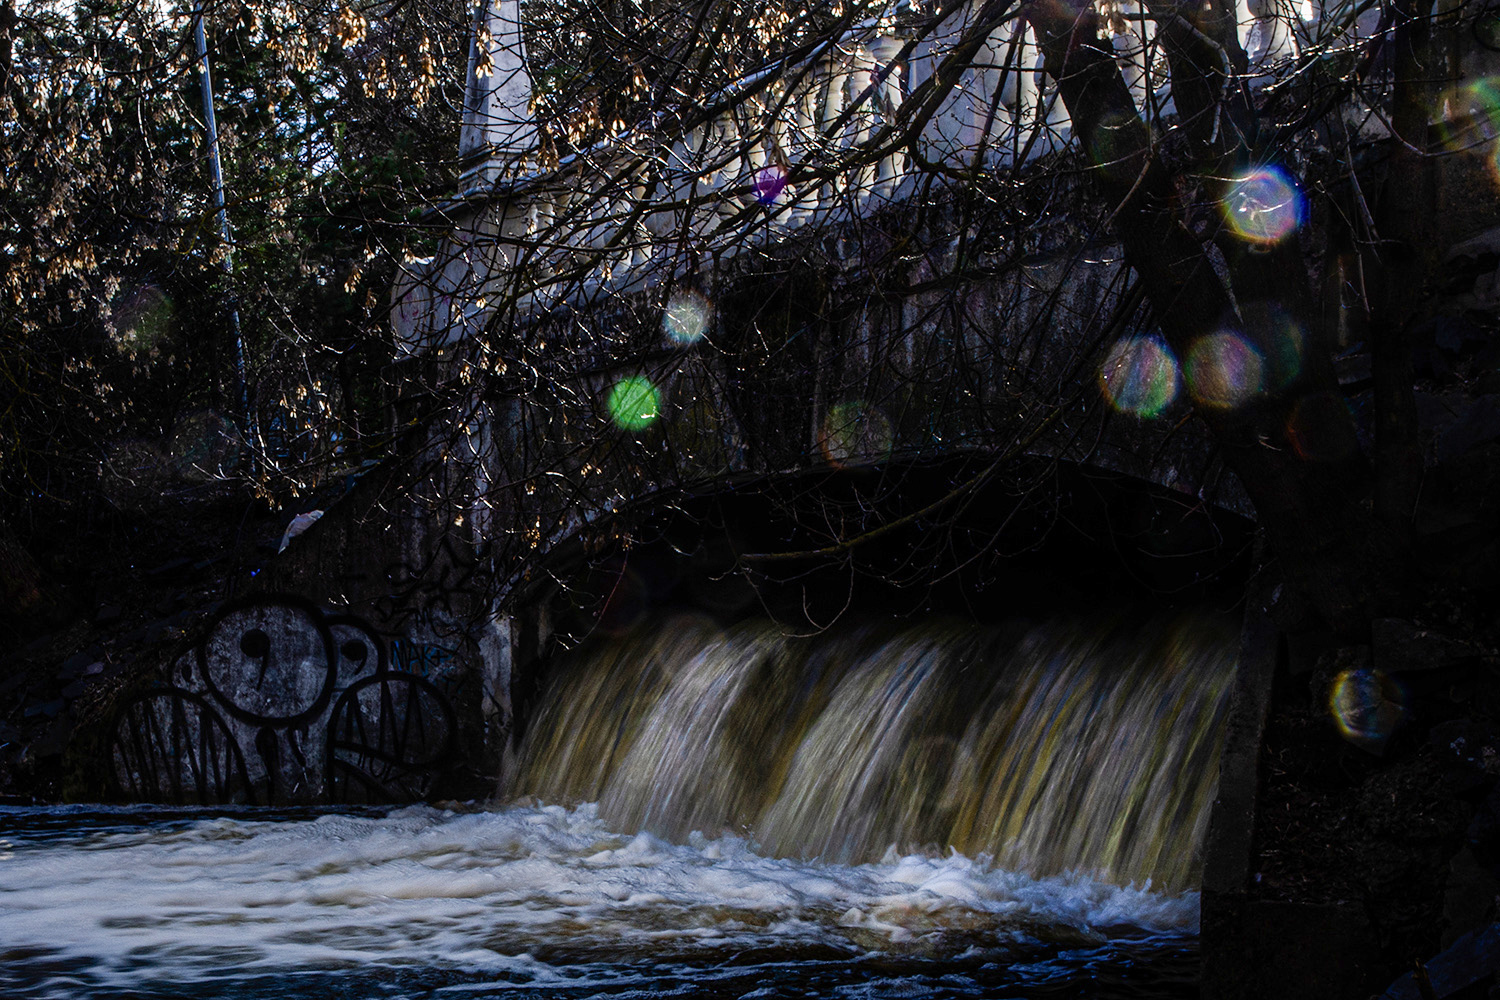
[58,652,93,679]
[30,717,70,758]
[1468,785,1500,870]
[22,699,62,718]
[1418,390,1464,443]
[94,604,122,624]
[1374,619,1478,674]
[1287,630,1341,676]
[1335,349,1372,386]
[1413,523,1500,589]
[1477,370,1500,396]
[1316,643,1374,675]
[1203,897,1385,1000]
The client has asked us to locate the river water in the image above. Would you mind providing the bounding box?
[0,803,1198,999]
[0,613,1227,998]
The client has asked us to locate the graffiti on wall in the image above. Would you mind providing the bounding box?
[109,596,460,806]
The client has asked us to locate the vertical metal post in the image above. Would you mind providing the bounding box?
[193,3,254,465]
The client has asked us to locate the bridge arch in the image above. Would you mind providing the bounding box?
[498,453,1254,749]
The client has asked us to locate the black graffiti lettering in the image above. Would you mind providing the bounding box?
[108,595,462,806]
[108,688,254,805]
[325,673,457,804]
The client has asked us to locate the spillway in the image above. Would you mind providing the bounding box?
[513,612,1234,890]
[0,609,1232,998]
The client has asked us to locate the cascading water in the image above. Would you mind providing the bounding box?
[0,610,1233,999]
[513,612,1235,891]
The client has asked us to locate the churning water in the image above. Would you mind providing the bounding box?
[514,614,1233,890]
[0,613,1232,999]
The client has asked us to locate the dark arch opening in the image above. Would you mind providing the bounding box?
[506,453,1254,745]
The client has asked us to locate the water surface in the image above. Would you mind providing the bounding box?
[0,803,1198,999]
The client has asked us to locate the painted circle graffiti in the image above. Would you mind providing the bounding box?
[196,598,337,728]
[325,673,458,803]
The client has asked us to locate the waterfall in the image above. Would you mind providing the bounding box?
[511,612,1235,890]
[1,612,1221,995]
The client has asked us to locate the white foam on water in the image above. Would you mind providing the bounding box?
[0,803,1198,990]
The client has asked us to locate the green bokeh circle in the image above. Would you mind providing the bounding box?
[607,376,661,431]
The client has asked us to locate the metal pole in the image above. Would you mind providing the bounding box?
[193,3,254,467]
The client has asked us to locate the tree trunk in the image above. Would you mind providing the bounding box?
[1021,0,1398,635]
[1370,0,1433,533]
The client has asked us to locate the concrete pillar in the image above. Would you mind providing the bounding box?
[460,0,537,186]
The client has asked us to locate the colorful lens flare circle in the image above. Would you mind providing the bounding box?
[1437,78,1500,152]
[1186,333,1265,409]
[662,289,712,345]
[607,376,662,431]
[1221,167,1305,247]
[754,165,788,207]
[1329,668,1406,750]
[1098,335,1181,418]
[820,401,894,467]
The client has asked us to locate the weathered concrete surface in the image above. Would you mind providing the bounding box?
[99,596,471,805]
[1201,582,1289,999]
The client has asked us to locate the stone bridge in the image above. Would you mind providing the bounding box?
[372,0,1407,594]
[124,0,1408,807]
[107,0,1411,805]
[396,0,1377,348]
[85,9,1500,998]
